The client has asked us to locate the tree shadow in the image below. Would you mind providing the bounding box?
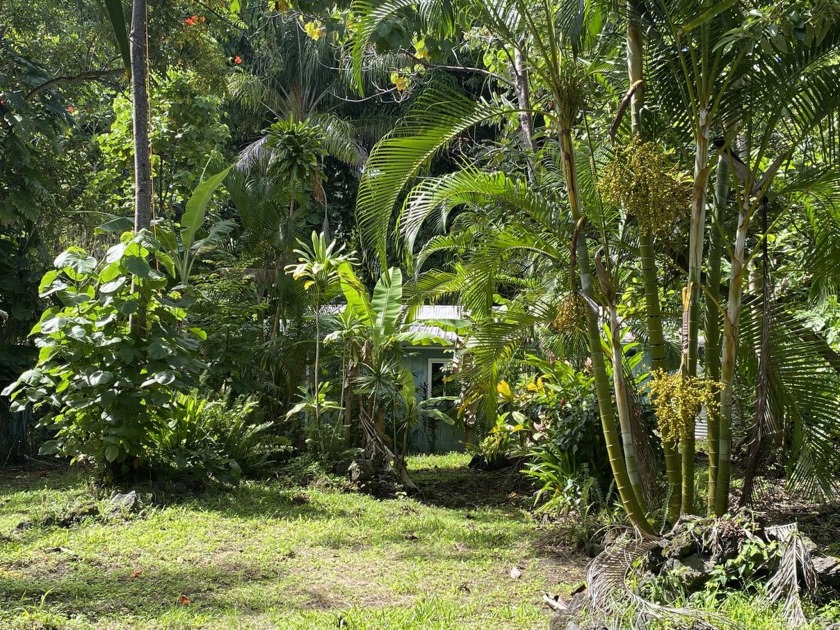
[409,462,532,511]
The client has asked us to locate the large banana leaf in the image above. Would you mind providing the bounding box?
[336,262,375,327]
[373,268,403,337]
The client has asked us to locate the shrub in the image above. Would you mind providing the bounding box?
[149,393,284,482]
[3,231,205,476]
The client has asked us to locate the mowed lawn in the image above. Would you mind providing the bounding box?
[0,454,584,629]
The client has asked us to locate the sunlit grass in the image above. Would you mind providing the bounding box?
[0,455,582,629]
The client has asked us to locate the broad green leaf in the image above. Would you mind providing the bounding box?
[55,249,96,277]
[337,262,375,326]
[100,277,127,294]
[104,443,120,463]
[95,216,133,234]
[181,166,232,251]
[122,255,151,278]
[372,267,402,336]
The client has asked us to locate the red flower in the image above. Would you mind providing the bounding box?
[234,56,242,65]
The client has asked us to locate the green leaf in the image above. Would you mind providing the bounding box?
[181,166,232,251]
[122,255,151,278]
[682,0,740,32]
[104,443,120,463]
[154,371,175,385]
[372,268,402,336]
[336,262,375,326]
[148,341,168,360]
[95,216,133,234]
[189,327,207,340]
[101,0,130,71]
[155,251,176,278]
[55,249,97,277]
[88,370,114,386]
[100,277,127,294]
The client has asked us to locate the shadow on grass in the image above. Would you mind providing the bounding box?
[410,463,532,511]
[0,560,342,620]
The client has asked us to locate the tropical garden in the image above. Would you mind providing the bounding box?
[2,0,840,627]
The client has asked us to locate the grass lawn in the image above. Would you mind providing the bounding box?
[0,454,585,629]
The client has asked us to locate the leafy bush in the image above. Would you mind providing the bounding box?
[150,393,284,483]
[3,232,205,476]
[472,357,613,514]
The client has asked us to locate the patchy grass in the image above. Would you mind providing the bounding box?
[0,454,585,629]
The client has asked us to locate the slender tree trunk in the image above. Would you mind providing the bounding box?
[130,0,151,230]
[705,155,728,514]
[716,191,751,515]
[627,1,679,521]
[681,113,712,514]
[608,302,645,506]
[741,200,771,506]
[558,125,653,534]
[313,287,323,452]
[513,46,535,180]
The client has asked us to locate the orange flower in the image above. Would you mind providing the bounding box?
[67,106,76,114]
[234,56,242,65]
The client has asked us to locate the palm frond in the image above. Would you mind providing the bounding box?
[356,86,508,261]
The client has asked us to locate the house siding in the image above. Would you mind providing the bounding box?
[403,347,465,453]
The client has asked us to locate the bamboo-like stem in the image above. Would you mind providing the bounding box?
[608,302,646,507]
[716,190,750,515]
[558,123,653,534]
[681,114,712,515]
[627,1,679,522]
[705,155,728,514]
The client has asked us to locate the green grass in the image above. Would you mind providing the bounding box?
[0,454,584,629]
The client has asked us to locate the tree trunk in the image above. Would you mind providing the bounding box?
[627,1,678,521]
[513,46,535,180]
[130,0,151,231]
[557,124,653,534]
[705,155,728,514]
[608,302,645,507]
[681,113,712,514]
[716,191,751,515]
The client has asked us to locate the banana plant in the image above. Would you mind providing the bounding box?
[154,167,234,285]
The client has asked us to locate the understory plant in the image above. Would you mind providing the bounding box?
[3,231,206,477]
[150,392,282,483]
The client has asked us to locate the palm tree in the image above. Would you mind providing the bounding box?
[347,0,840,529]
[286,231,355,451]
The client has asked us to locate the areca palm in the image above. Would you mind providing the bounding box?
[348,0,840,532]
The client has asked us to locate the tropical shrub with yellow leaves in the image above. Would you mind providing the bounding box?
[470,360,613,513]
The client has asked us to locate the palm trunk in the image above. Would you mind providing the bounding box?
[627,2,679,522]
[681,113,712,515]
[608,303,645,507]
[130,0,151,230]
[705,155,728,514]
[716,192,750,515]
[313,287,323,452]
[558,125,653,534]
[513,46,535,180]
